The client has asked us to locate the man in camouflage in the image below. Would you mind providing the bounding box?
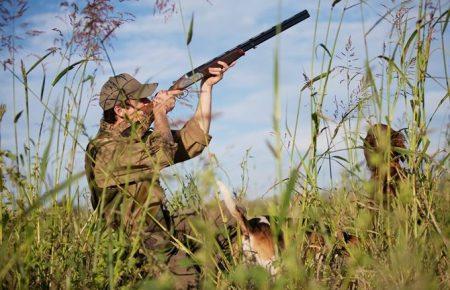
[85,61,234,288]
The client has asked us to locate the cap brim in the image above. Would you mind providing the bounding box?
[129,83,158,99]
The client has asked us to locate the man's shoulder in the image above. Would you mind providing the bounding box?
[88,130,122,148]
[86,131,124,161]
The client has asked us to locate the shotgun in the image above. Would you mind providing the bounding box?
[169,9,310,91]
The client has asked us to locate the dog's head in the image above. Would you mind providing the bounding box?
[217,181,281,275]
[241,216,280,275]
[364,123,406,180]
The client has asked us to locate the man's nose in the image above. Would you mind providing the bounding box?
[142,101,152,113]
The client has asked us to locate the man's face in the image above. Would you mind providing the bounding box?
[121,98,153,123]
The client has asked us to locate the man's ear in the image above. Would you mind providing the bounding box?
[114,105,125,118]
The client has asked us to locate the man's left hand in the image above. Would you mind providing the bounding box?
[153,90,182,113]
[202,60,236,88]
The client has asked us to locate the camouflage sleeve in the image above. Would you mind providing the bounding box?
[172,119,212,163]
[93,134,178,188]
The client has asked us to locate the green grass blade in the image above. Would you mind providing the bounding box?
[186,12,194,45]
[365,4,400,37]
[13,110,23,123]
[52,59,89,86]
[318,43,332,58]
[301,69,334,92]
[432,8,450,32]
[332,0,343,8]
[39,117,56,182]
[401,30,418,65]
[40,73,46,101]
[26,50,54,75]
[378,55,413,89]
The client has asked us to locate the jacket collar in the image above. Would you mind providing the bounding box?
[99,119,151,139]
[99,119,129,137]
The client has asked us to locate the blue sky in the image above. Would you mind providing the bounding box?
[1,0,448,200]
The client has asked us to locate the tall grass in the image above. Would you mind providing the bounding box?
[0,0,449,289]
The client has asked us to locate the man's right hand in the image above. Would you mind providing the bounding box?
[153,90,182,113]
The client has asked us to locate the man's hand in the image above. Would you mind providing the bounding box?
[152,90,181,145]
[152,90,182,113]
[201,60,236,88]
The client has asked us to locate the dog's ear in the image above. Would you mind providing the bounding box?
[236,205,247,216]
[217,180,250,235]
[235,205,250,236]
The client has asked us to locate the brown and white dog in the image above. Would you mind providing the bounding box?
[217,181,282,275]
[217,181,359,277]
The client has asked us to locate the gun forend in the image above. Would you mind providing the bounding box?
[169,49,245,90]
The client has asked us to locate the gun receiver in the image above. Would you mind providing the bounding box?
[169,9,310,90]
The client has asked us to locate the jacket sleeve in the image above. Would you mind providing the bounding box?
[172,119,212,163]
[93,134,178,188]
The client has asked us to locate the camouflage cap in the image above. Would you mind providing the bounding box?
[99,73,158,111]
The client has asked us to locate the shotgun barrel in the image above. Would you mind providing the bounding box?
[170,10,310,90]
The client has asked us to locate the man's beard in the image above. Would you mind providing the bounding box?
[129,109,154,137]
[128,104,154,138]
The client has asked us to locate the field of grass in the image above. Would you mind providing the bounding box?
[0,0,449,289]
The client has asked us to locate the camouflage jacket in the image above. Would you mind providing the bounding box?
[85,118,211,233]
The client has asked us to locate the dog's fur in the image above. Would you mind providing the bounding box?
[218,181,282,275]
[363,123,407,196]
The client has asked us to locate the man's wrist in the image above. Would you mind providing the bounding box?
[153,106,167,115]
[201,82,213,93]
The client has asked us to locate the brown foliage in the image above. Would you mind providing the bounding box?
[154,0,176,19]
[0,0,43,68]
[59,0,135,56]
